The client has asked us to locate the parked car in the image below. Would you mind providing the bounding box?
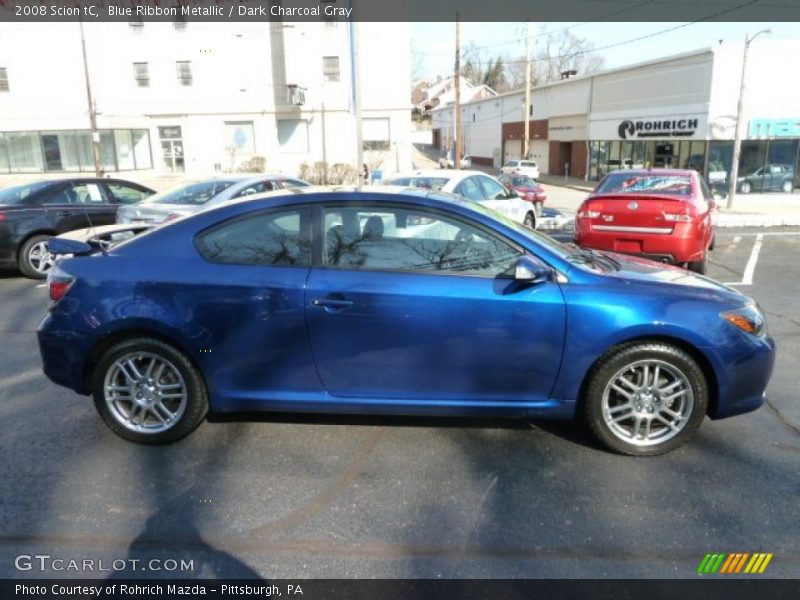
[382,169,538,228]
[501,159,540,179]
[574,169,715,274]
[737,164,794,194]
[498,173,547,216]
[438,153,472,169]
[0,178,155,278]
[39,187,775,455]
[116,175,311,225]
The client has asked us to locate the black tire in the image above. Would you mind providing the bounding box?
[584,342,708,456]
[18,234,53,279]
[534,202,544,218]
[687,253,707,275]
[524,212,536,229]
[92,337,208,444]
[740,181,751,194]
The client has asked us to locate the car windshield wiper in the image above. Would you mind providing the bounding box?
[567,246,620,270]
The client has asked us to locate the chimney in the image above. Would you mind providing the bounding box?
[560,70,578,80]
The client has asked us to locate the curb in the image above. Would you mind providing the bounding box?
[713,213,800,228]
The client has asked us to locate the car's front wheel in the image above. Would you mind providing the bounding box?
[92,337,208,444]
[740,181,752,194]
[584,342,708,456]
[19,234,54,279]
[782,180,793,193]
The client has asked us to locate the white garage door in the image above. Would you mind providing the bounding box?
[504,139,522,162]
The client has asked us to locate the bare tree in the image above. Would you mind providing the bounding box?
[531,27,605,85]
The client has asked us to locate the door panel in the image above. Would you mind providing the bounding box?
[305,270,565,402]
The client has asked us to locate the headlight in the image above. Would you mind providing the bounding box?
[721,304,767,337]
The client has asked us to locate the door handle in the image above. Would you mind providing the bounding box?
[311,298,354,310]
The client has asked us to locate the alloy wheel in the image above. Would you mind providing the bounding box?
[601,359,694,447]
[28,240,54,275]
[103,351,188,434]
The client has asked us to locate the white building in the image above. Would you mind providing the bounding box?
[431,41,800,192]
[0,21,412,181]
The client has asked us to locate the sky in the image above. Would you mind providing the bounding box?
[411,21,800,81]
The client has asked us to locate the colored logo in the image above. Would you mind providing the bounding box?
[627,202,639,210]
[697,553,773,575]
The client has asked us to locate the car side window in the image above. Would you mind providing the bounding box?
[455,177,486,202]
[478,176,509,200]
[105,183,152,204]
[323,205,520,277]
[42,182,105,205]
[233,181,276,198]
[195,207,311,267]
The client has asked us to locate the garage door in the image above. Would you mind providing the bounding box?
[504,139,522,162]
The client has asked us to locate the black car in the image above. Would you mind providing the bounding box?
[0,178,155,278]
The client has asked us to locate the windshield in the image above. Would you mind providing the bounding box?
[0,181,53,205]
[384,176,450,191]
[145,180,238,206]
[596,173,692,196]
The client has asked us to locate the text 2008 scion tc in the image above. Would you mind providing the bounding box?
[38,188,775,455]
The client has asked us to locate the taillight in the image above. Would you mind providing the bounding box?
[47,266,74,306]
[0,213,6,221]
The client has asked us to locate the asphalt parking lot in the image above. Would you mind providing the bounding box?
[0,228,798,579]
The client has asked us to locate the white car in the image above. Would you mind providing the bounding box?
[501,159,540,179]
[382,169,538,228]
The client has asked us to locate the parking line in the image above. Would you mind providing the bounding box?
[36,283,47,288]
[725,234,763,286]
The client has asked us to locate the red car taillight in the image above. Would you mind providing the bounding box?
[48,266,75,306]
[663,212,693,222]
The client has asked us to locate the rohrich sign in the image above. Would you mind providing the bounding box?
[618,118,699,139]
[749,118,800,138]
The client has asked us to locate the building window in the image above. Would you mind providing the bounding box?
[225,121,256,155]
[133,62,149,88]
[0,67,8,92]
[322,56,340,82]
[176,61,193,86]
[277,120,309,153]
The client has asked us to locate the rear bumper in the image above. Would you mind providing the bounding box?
[575,223,707,263]
[37,313,92,395]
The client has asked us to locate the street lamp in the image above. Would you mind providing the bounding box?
[727,29,770,210]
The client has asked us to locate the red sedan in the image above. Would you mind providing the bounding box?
[498,173,547,216]
[574,169,715,274]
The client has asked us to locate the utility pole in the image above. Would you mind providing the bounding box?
[728,29,770,210]
[79,19,102,177]
[454,13,461,170]
[321,102,328,184]
[348,2,363,187]
[523,23,531,160]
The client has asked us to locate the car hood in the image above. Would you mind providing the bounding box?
[597,251,748,303]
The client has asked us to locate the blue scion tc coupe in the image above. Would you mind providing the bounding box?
[38,188,775,455]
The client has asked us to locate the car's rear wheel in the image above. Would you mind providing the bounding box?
[92,338,208,444]
[19,234,54,279]
[740,181,752,194]
[584,342,708,456]
[524,212,536,229]
[687,253,707,275]
[782,180,793,193]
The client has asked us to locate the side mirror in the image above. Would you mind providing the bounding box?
[507,189,519,198]
[514,255,551,283]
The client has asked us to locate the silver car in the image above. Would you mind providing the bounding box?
[116,175,311,224]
